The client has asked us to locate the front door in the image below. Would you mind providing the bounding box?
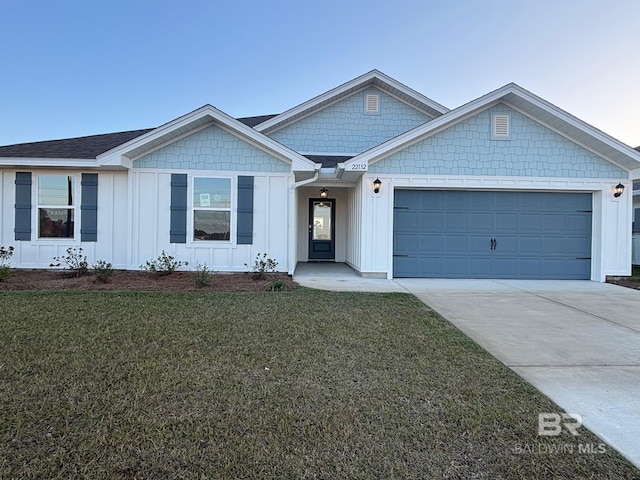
[308,198,335,260]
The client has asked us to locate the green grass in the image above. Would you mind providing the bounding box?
[631,265,640,280]
[0,289,637,479]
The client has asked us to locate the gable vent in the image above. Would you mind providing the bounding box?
[493,114,510,138]
[365,94,379,113]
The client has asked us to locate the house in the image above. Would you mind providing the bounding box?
[1,70,640,281]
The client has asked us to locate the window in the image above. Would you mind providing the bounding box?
[193,177,231,241]
[37,175,75,238]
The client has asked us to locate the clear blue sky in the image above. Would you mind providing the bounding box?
[1,0,639,147]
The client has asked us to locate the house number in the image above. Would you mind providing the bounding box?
[349,163,367,170]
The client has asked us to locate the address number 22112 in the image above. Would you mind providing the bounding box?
[350,163,367,170]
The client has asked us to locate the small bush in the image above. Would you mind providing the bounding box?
[268,279,289,292]
[193,263,213,288]
[50,247,89,277]
[92,260,114,283]
[245,253,278,280]
[141,250,188,276]
[0,245,14,282]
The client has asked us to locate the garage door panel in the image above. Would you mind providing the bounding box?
[394,190,592,279]
[446,212,468,230]
[394,211,419,230]
[420,212,444,230]
[469,212,494,230]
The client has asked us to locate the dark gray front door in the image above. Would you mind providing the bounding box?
[308,199,335,260]
[393,190,592,279]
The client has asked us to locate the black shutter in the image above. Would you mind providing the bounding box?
[80,173,98,242]
[170,174,188,243]
[14,172,32,241]
[237,176,254,245]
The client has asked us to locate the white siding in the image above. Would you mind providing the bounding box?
[1,170,129,269]
[345,179,362,270]
[129,169,292,272]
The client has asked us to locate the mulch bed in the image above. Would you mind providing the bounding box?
[606,277,640,291]
[0,269,299,292]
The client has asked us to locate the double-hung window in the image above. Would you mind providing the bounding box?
[37,175,75,238]
[193,177,231,241]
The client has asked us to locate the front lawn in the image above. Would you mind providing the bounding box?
[0,289,636,478]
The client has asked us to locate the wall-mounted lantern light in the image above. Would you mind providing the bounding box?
[319,187,329,199]
[614,183,625,198]
[373,178,382,194]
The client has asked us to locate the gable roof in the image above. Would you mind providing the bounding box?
[97,105,317,172]
[344,83,640,172]
[255,70,450,134]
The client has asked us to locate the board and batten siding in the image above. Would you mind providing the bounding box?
[130,170,291,272]
[0,170,129,268]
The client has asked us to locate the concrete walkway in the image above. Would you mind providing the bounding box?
[294,266,640,469]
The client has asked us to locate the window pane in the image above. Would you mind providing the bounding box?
[39,175,74,206]
[39,208,74,238]
[194,211,230,241]
[193,178,231,208]
[312,201,332,240]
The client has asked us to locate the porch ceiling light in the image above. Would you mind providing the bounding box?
[373,178,382,194]
[320,187,329,198]
[614,183,625,198]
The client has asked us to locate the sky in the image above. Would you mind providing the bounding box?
[1,0,639,147]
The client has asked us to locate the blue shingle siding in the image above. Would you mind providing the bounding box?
[269,87,432,154]
[370,104,627,179]
[135,125,289,172]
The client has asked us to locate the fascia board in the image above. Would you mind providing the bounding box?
[0,158,98,168]
[256,70,449,133]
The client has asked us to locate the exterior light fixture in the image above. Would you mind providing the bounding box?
[614,183,625,198]
[319,187,328,199]
[373,178,382,194]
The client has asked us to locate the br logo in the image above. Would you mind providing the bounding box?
[538,413,583,436]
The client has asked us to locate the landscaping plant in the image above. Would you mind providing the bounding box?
[50,247,89,277]
[246,253,278,280]
[0,245,14,282]
[193,263,213,288]
[140,250,188,275]
[92,260,114,283]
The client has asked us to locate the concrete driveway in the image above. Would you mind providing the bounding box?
[395,279,640,469]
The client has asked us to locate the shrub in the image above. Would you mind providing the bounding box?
[0,245,13,282]
[92,260,114,283]
[268,279,289,292]
[193,263,213,288]
[245,253,278,280]
[140,250,188,276]
[50,247,89,277]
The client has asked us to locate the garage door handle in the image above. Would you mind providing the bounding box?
[494,238,497,250]
[490,238,497,250]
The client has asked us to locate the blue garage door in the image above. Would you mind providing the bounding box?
[393,190,592,279]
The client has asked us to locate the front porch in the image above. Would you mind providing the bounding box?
[293,261,404,292]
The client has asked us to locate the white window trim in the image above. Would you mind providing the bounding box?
[34,173,79,241]
[190,175,234,243]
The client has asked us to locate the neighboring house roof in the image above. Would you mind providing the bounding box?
[0,115,278,160]
[255,69,450,135]
[344,82,640,172]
